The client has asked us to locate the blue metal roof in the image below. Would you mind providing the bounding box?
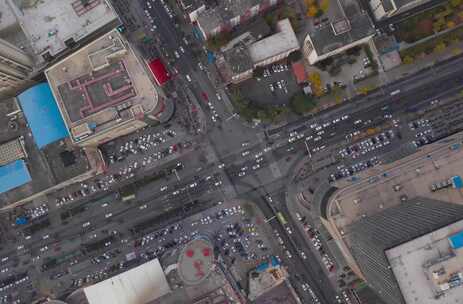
[0,160,31,194]
[18,83,68,149]
[449,231,463,249]
[452,176,463,189]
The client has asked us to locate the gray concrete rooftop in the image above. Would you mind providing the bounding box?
[7,0,117,57]
[386,219,463,304]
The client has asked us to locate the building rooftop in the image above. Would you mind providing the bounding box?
[0,159,31,194]
[178,238,214,285]
[224,45,254,75]
[248,19,299,64]
[307,0,375,57]
[83,259,171,304]
[45,29,160,145]
[7,0,118,59]
[386,218,463,304]
[17,83,69,149]
[196,0,262,34]
[0,97,91,207]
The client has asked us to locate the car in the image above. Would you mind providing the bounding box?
[285,250,293,258]
[105,213,113,218]
[185,74,192,82]
[241,150,250,157]
[101,203,109,207]
[216,92,222,100]
[179,46,185,53]
[218,163,225,169]
[252,164,260,170]
[82,222,91,228]
[238,171,246,177]
[300,251,307,259]
[160,185,168,192]
[286,226,293,234]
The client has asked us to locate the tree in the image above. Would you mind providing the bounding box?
[253,66,265,78]
[434,41,446,53]
[451,0,462,8]
[307,5,319,17]
[289,92,317,115]
[206,32,231,51]
[308,72,323,96]
[288,50,302,62]
[447,20,456,29]
[320,0,330,13]
[328,65,341,76]
[402,55,414,64]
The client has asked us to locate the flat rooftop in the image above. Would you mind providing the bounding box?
[7,0,118,58]
[248,19,299,64]
[307,0,375,57]
[197,0,262,33]
[45,29,159,144]
[253,281,299,304]
[329,135,463,231]
[0,98,90,207]
[386,219,463,304]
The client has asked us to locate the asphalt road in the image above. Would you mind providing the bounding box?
[4,1,463,303]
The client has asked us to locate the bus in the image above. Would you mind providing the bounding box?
[276,212,287,225]
[122,194,136,202]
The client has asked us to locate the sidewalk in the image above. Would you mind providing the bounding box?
[357,39,463,89]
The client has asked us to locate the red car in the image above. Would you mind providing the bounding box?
[201,92,208,101]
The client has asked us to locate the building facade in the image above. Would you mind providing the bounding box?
[348,198,463,304]
[196,0,280,39]
[0,38,34,98]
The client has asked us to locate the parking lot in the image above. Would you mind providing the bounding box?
[238,62,300,105]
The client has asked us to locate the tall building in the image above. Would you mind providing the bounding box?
[348,198,463,304]
[302,0,375,64]
[195,0,280,39]
[0,38,33,97]
[45,29,162,147]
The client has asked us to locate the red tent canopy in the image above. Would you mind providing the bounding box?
[148,58,170,86]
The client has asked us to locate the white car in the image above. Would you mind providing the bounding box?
[216,93,222,100]
[174,51,180,58]
[185,74,192,82]
[105,213,113,218]
[160,186,168,192]
[285,250,293,258]
[286,226,293,234]
[238,171,246,177]
[300,251,307,260]
[241,150,250,157]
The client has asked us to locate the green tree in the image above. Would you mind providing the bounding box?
[402,55,414,64]
[451,0,462,8]
[206,32,231,51]
[253,66,265,78]
[434,41,446,53]
[288,50,302,62]
[289,92,317,115]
